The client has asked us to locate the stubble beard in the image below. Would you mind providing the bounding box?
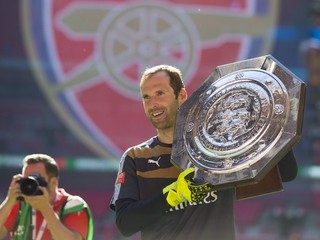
[148,100,180,132]
[150,110,177,132]
[150,116,171,130]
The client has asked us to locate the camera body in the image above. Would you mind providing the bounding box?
[17,173,48,196]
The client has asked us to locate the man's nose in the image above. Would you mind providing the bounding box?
[149,96,159,108]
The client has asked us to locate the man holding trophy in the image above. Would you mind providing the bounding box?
[110,56,303,240]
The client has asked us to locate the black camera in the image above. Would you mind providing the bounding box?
[18,173,48,196]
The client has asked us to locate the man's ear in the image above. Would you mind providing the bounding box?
[179,88,188,105]
[49,177,58,188]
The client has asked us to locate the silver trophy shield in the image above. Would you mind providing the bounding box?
[171,55,306,189]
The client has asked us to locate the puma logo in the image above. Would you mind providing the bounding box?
[148,157,161,167]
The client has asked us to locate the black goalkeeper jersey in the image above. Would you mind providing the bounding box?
[110,136,236,240]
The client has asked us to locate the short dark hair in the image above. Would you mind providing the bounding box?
[140,65,185,99]
[23,154,59,178]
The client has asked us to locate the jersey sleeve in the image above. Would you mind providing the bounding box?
[110,151,140,210]
[63,209,89,239]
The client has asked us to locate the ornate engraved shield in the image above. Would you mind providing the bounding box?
[171,55,306,189]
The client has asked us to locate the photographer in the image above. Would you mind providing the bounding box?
[0,154,94,240]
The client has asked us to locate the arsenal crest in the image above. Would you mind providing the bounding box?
[21,0,279,159]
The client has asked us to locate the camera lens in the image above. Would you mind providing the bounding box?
[20,177,39,195]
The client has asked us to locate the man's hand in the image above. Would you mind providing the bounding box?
[23,186,51,213]
[6,174,23,207]
[163,168,214,207]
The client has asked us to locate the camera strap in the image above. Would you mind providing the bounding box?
[31,208,47,240]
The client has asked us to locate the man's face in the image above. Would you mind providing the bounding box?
[141,71,185,130]
[22,162,56,197]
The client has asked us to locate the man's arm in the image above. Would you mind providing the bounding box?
[24,187,88,240]
[115,167,213,237]
[112,151,170,236]
[115,194,169,237]
[41,206,86,240]
[0,174,23,239]
[0,198,12,239]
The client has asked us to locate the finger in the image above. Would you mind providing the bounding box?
[180,168,195,180]
[11,174,23,184]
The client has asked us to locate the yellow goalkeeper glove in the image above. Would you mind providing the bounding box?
[163,168,214,207]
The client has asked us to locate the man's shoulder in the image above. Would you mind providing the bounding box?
[64,195,88,210]
[131,136,157,149]
[125,136,157,155]
[58,188,85,201]
[57,189,88,209]
[57,190,91,217]
[125,136,172,159]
